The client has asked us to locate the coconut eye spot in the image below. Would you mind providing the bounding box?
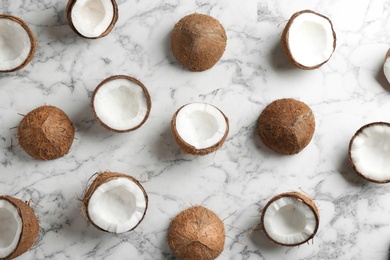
[350,123,390,182]
[0,200,22,258]
[71,0,114,38]
[0,18,32,71]
[288,13,334,67]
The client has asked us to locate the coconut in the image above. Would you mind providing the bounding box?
[17,105,75,160]
[66,0,118,39]
[0,196,39,259]
[383,49,390,84]
[349,122,390,183]
[168,206,225,260]
[281,10,336,70]
[0,14,36,72]
[171,13,227,72]
[91,75,152,133]
[82,171,148,233]
[171,102,229,155]
[258,98,315,155]
[260,192,319,247]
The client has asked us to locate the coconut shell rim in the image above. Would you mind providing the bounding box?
[66,0,119,39]
[348,121,390,184]
[91,75,152,133]
[171,102,229,155]
[281,9,336,70]
[260,191,320,247]
[0,195,39,259]
[0,14,36,73]
[82,171,149,233]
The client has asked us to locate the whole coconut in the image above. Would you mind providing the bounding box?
[18,105,75,160]
[258,98,315,155]
[171,13,227,72]
[168,206,225,260]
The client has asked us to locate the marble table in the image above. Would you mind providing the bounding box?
[1,0,390,259]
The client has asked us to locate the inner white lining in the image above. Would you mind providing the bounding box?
[0,18,31,71]
[0,199,22,258]
[88,178,147,233]
[94,78,149,131]
[263,196,316,245]
[71,0,114,38]
[175,103,227,149]
[288,12,334,67]
[350,124,390,182]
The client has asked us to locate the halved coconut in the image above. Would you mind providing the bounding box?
[91,75,152,133]
[261,192,319,247]
[383,49,390,84]
[258,98,315,155]
[171,102,229,155]
[0,15,36,72]
[281,10,336,70]
[82,172,148,233]
[66,0,118,39]
[0,196,39,259]
[171,13,227,71]
[17,105,75,160]
[168,206,225,260]
[349,122,390,183]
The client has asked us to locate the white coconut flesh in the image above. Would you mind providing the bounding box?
[263,197,317,245]
[383,50,390,84]
[288,12,334,67]
[175,103,227,149]
[93,78,149,131]
[0,200,22,258]
[71,0,114,38]
[0,18,32,71]
[350,124,390,182]
[87,178,147,233]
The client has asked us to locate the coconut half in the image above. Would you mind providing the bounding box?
[168,206,225,260]
[0,15,36,72]
[0,196,39,259]
[258,98,315,155]
[171,13,227,71]
[261,192,319,247]
[349,122,390,183]
[171,102,229,155]
[383,49,390,84]
[17,105,75,160]
[281,10,336,70]
[66,0,118,38]
[82,172,148,233]
[91,75,152,133]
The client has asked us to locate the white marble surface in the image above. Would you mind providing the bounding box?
[1,0,390,259]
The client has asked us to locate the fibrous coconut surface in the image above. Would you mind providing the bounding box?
[18,105,75,160]
[171,102,229,155]
[82,172,148,233]
[258,98,315,155]
[281,10,336,70]
[168,206,225,260]
[261,192,319,247]
[0,15,36,72]
[171,13,227,71]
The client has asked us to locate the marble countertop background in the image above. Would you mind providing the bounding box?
[1,0,390,259]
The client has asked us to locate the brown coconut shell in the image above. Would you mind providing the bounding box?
[281,10,336,70]
[258,98,315,155]
[18,105,75,160]
[91,75,152,133]
[168,206,225,260]
[66,0,118,39]
[260,191,319,247]
[348,122,390,184]
[0,15,36,73]
[171,13,227,72]
[0,196,39,259]
[171,103,229,156]
[82,171,148,233]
